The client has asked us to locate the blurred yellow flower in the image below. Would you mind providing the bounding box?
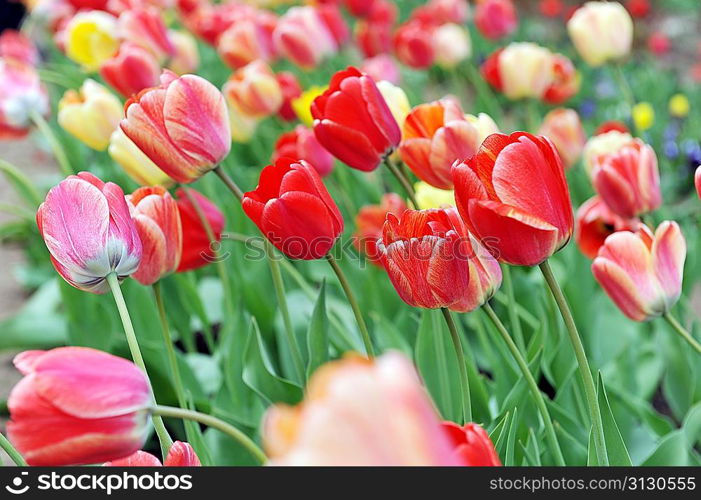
[376,81,410,130]
[109,128,173,186]
[632,102,654,131]
[414,182,455,209]
[292,86,326,126]
[226,99,260,144]
[65,11,119,71]
[58,79,122,151]
[668,94,690,118]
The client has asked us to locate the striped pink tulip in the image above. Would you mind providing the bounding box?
[105,441,201,466]
[37,172,142,293]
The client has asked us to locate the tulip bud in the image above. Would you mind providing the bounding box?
[591,139,661,219]
[264,352,464,465]
[273,125,334,177]
[58,79,122,151]
[592,222,685,321]
[475,0,518,41]
[168,30,199,75]
[582,130,633,173]
[453,132,573,266]
[567,1,633,67]
[242,158,343,260]
[464,113,500,146]
[109,128,173,187]
[64,11,120,71]
[0,29,40,66]
[127,187,182,286]
[353,193,407,264]
[121,70,231,184]
[276,71,302,122]
[399,99,479,189]
[538,108,586,168]
[7,347,151,466]
[575,196,640,259]
[393,20,435,70]
[222,60,283,118]
[175,188,225,272]
[442,422,502,466]
[497,42,555,100]
[433,23,471,69]
[274,6,337,69]
[415,182,455,209]
[376,80,410,130]
[0,59,49,140]
[312,67,400,172]
[105,441,201,466]
[100,42,161,99]
[117,7,174,62]
[37,172,142,293]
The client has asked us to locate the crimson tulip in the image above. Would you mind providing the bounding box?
[393,20,435,70]
[354,0,396,58]
[100,42,161,99]
[442,422,502,466]
[272,125,334,177]
[475,0,518,41]
[117,7,174,62]
[311,67,400,172]
[175,188,225,272]
[242,158,343,260]
[452,132,574,266]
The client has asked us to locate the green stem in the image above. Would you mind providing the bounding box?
[152,405,266,464]
[502,265,526,353]
[663,312,701,355]
[0,159,43,207]
[30,110,74,177]
[464,63,502,122]
[264,239,306,382]
[0,432,27,466]
[106,273,173,456]
[482,303,565,466]
[613,63,636,113]
[539,261,608,465]
[440,308,472,423]
[525,99,540,134]
[214,166,244,201]
[325,253,375,357]
[383,157,418,208]
[153,282,188,408]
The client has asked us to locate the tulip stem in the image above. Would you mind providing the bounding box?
[152,405,266,464]
[464,63,503,122]
[265,239,306,382]
[440,308,472,423]
[383,157,418,208]
[539,261,608,465]
[501,265,526,353]
[153,282,189,409]
[29,110,74,177]
[482,303,566,466]
[106,273,174,457]
[325,253,375,357]
[663,312,701,355]
[214,166,244,202]
[0,432,27,466]
[613,63,637,118]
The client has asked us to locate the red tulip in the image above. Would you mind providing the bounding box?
[442,422,502,466]
[353,193,407,265]
[7,347,151,466]
[595,120,629,135]
[121,70,231,184]
[543,54,579,105]
[344,0,375,17]
[592,222,685,321]
[37,172,142,293]
[590,139,661,219]
[105,441,201,466]
[452,132,573,266]
[242,158,343,260]
[175,188,225,272]
[276,71,302,122]
[647,32,671,56]
[100,42,161,99]
[318,4,350,47]
[416,0,469,24]
[311,67,400,172]
[272,125,334,177]
[575,196,640,259]
[127,186,182,285]
[117,7,174,61]
[695,166,701,200]
[0,29,39,65]
[626,0,651,18]
[480,48,503,92]
[539,0,563,18]
[393,20,436,70]
[354,0,396,58]
[399,99,480,190]
[475,0,518,41]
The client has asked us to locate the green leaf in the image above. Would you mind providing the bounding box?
[0,159,42,207]
[587,373,632,466]
[641,431,690,466]
[306,280,329,378]
[682,402,701,449]
[504,407,518,466]
[242,318,303,405]
[520,428,542,466]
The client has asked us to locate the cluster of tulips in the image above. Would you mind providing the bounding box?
[0,0,699,467]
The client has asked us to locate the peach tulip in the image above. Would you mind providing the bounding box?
[538,108,586,168]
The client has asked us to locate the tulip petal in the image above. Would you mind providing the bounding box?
[314,119,381,171]
[105,450,162,466]
[651,221,685,309]
[13,350,45,375]
[164,441,201,466]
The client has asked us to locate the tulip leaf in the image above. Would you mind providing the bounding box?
[587,373,632,466]
[520,428,542,466]
[641,430,690,466]
[306,280,329,379]
[0,159,42,207]
[243,317,303,405]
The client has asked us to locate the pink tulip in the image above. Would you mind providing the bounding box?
[272,125,335,177]
[121,70,231,184]
[105,441,201,466]
[263,352,465,465]
[7,347,151,466]
[538,108,586,169]
[0,59,49,140]
[475,0,518,41]
[393,20,435,69]
[100,42,161,99]
[37,172,142,293]
[217,16,276,70]
[117,7,174,61]
[0,30,39,66]
[592,222,686,321]
[695,166,701,200]
[360,54,400,85]
[273,6,337,69]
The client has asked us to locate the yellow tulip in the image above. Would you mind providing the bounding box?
[58,79,123,151]
[109,127,173,186]
[168,30,199,75]
[376,81,410,131]
[414,182,455,210]
[226,99,260,144]
[632,102,654,131]
[64,11,120,71]
[292,86,326,126]
[669,94,690,118]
